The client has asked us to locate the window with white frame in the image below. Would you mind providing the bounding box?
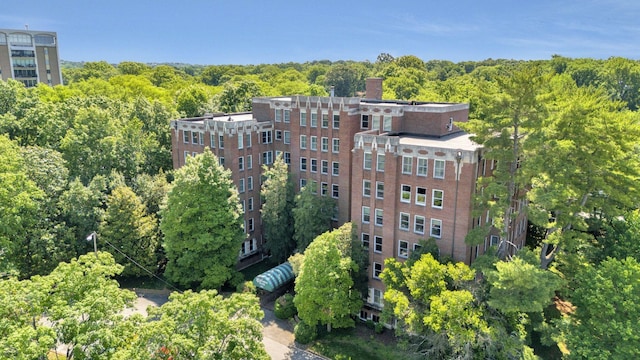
[375,208,384,226]
[399,213,410,231]
[247,176,253,191]
[434,159,445,179]
[300,178,307,189]
[321,137,329,152]
[262,151,273,165]
[311,112,318,127]
[377,153,385,172]
[370,288,383,307]
[432,189,444,208]
[372,115,380,130]
[402,156,413,174]
[401,184,411,203]
[261,131,272,144]
[300,157,307,171]
[311,158,317,173]
[241,200,245,213]
[321,182,328,196]
[275,109,282,122]
[248,197,254,211]
[238,133,243,149]
[363,180,371,197]
[417,157,428,176]
[238,157,244,171]
[332,138,340,153]
[321,160,328,174]
[398,240,409,258]
[416,187,427,205]
[219,157,225,166]
[275,130,283,141]
[374,236,383,253]
[218,134,224,148]
[490,235,500,247]
[247,155,252,169]
[376,181,384,199]
[383,115,392,132]
[310,136,317,150]
[362,206,370,223]
[361,114,369,129]
[300,110,307,126]
[364,152,372,170]
[191,131,199,144]
[284,152,291,164]
[183,130,190,143]
[199,132,204,145]
[322,113,329,128]
[332,184,339,198]
[238,178,245,193]
[300,135,307,149]
[414,215,425,234]
[373,262,382,279]
[361,233,370,249]
[333,113,340,128]
[284,131,291,144]
[210,134,216,148]
[332,162,339,176]
[284,109,290,123]
[248,218,254,231]
[183,151,189,161]
[246,133,251,147]
[430,219,442,238]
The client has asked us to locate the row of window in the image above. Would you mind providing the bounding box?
[241,197,255,213]
[364,153,446,179]
[300,157,339,176]
[298,179,340,198]
[239,238,257,258]
[274,109,291,123]
[237,176,254,193]
[361,114,392,132]
[300,111,340,129]
[361,206,442,237]
[369,241,424,280]
[182,130,255,150]
[363,181,444,208]
[300,135,340,153]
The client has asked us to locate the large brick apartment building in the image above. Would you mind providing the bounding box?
[170,78,527,319]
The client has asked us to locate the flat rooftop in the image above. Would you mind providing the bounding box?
[398,132,480,151]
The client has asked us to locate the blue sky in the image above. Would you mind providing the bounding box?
[3,0,640,65]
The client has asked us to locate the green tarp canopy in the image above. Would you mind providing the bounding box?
[253,262,294,292]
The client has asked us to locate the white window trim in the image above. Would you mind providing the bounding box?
[432,189,444,209]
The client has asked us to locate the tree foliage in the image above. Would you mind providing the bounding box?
[292,183,336,252]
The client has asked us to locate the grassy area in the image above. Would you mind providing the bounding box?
[308,326,408,360]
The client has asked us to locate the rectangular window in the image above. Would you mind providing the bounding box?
[414,216,425,234]
[372,115,380,131]
[311,112,318,127]
[183,151,189,161]
[375,208,384,226]
[199,132,205,145]
[363,180,371,197]
[361,114,370,129]
[262,151,273,165]
[275,130,282,141]
[321,160,328,174]
[311,158,318,173]
[322,113,329,128]
[432,189,444,209]
[333,113,340,128]
[284,109,290,123]
[402,156,413,174]
[238,157,244,171]
[362,206,370,223]
[300,110,307,126]
[248,197,254,211]
[332,184,339,198]
[247,155,252,169]
[284,152,291,164]
[300,157,307,171]
[275,109,282,122]
[262,131,272,144]
[376,181,384,199]
[332,138,340,153]
[246,133,252,147]
[248,218,254,232]
[332,162,339,176]
[218,134,224,149]
[238,178,245,193]
[321,137,329,152]
[364,152,372,170]
[431,219,442,238]
[416,187,427,205]
[219,157,225,166]
[321,182,328,196]
[300,135,307,149]
[373,262,382,279]
[399,213,410,231]
[434,159,445,179]
[183,130,190,144]
[284,131,291,144]
[310,136,317,151]
[374,236,383,253]
[398,240,409,258]
[417,158,428,176]
[300,178,307,189]
[490,235,500,247]
[362,233,370,249]
[192,131,199,144]
[401,184,411,203]
[377,153,385,172]
[210,134,216,148]
[383,115,392,132]
[247,176,253,191]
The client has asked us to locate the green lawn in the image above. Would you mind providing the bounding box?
[308,326,408,360]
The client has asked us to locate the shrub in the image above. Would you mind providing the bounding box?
[365,319,375,329]
[237,280,256,294]
[294,321,317,344]
[374,322,385,334]
[274,293,297,319]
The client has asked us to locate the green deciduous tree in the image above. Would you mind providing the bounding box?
[261,154,295,263]
[115,290,269,360]
[292,183,336,252]
[161,149,244,289]
[294,223,363,332]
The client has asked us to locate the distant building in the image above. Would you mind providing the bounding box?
[0,28,62,87]
[170,78,527,320]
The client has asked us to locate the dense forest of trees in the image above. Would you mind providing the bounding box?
[1,54,640,358]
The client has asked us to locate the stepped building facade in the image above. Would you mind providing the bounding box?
[170,78,527,320]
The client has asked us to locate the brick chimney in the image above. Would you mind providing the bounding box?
[366,78,383,100]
